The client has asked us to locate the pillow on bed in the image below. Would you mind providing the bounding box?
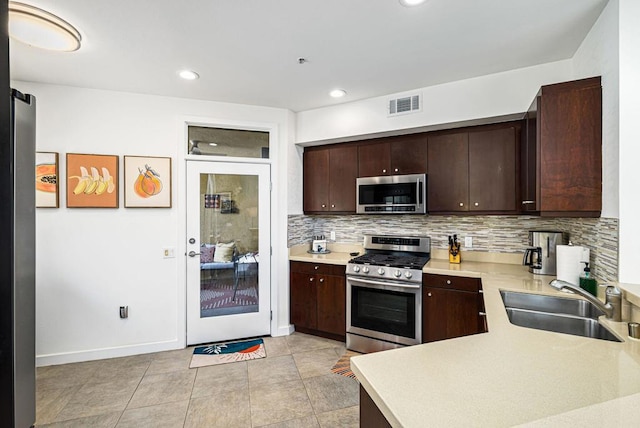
[213,241,234,262]
[200,245,215,263]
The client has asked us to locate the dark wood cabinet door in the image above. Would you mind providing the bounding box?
[422,286,481,343]
[468,126,517,212]
[427,132,469,212]
[290,272,317,330]
[360,385,392,428]
[358,143,391,177]
[539,78,602,215]
[328,145,358,212]
[316,274,346,337]
[303,148,329,213]
[521,95,540,212]
[389,134,428,175]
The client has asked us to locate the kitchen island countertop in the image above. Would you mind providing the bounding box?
[349,258,640,427]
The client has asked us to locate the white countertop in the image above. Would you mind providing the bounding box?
[349,259,640,427]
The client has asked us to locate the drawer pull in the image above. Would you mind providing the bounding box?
[479,312,487,317]
[309,277,314,282]
[319,278,324,283]
[314,266,319,270]
[427,292,432,297]
[446,279,451,285]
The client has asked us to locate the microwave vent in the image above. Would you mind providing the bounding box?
[388,94,421,116]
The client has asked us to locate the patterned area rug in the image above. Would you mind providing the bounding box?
[331,350,362,380]
[200,278,258,311]
[190,338,266,368]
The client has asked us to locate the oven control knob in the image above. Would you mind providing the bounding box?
[394,270,402,278]
[404,271,413,279]
[353,266,360,273]
[377,268,385,275]
[362,266,370,274]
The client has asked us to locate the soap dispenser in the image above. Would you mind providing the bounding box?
[579,262,598,297]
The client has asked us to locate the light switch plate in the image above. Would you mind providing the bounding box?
[464,237,473,248]
[163,247,175,258]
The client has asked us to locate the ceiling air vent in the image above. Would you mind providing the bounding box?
[388,94,421,116]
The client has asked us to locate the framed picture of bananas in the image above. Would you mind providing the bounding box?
[123,155,172,208]
[66,153,119,208]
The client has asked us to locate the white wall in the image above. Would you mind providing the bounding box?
[15,81,293,365]
[295,60,573,144]
[572,0,619,219]
[617,0,640,284]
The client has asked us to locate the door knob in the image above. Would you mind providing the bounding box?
[188,251,201,257]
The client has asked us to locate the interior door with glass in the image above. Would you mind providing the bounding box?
[186,161,271,345]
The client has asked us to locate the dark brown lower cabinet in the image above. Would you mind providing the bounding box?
[290,262,346,341]
[360,385,392,428]
[422,274,487,343]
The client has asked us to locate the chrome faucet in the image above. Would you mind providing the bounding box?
[549,279,622,321]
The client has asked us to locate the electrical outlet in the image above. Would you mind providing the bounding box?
[465,236,473,248]
[163,247,175,258]
[330,231,336,241]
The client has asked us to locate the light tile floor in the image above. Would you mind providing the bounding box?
[35,333,359,428]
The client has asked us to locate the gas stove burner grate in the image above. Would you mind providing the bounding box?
[349,253,430,270]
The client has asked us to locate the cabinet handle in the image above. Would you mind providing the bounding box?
[321,204,326,208]
[331,204,335,208]
[446,280,451,285]
[314,266,319,270]
[522,200,535,205]
[479,312,487,316]
[394,168,398,172]
[319,278,324,283]
[382,169,387,173]
[459,202,464,207]
[479,290,483,294]
[309,277,314,282]
[427,292,432,297]
[474,202,479,207]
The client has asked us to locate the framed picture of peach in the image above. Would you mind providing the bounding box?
[35,152,59,208]
[123,155,172,208]
[66,153,118,208]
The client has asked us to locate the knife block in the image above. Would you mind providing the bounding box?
[449,248,461,264]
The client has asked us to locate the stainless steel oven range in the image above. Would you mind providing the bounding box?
[346,234,431,353]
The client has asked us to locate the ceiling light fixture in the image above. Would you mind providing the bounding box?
[399,0,427,6]
[329,89,347,98]
[179,70,200,80]
[8,2,82,51]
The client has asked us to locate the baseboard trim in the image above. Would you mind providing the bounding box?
[272,324,295,337]
[36,339,183,367]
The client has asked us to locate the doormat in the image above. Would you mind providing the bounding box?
[331,350,362,380]
[190,338,266,368]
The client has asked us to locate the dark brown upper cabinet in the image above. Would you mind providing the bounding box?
[358,134,428,177]
[428,123,519,213]
[521,76,602,217]
[303,144,358,214]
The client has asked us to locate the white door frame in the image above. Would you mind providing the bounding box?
[176,115,289,349]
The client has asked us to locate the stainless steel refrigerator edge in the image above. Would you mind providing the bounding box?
[3,90,36,427]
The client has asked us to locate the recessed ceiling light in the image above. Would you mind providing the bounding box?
[399,0,427,6]
[8,2,82,51]
[329,89,347,98]
[179,70,200,80]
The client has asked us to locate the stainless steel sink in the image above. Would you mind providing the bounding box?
[500,290,605,319]
[500,290,622,342]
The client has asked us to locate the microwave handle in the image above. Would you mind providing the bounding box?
[417,177,423,205]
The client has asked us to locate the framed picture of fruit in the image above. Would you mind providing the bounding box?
[36,152,59,208]
[123,155,172,208]
[66,153,119,208]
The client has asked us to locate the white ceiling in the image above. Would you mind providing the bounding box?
[9,0,609,112]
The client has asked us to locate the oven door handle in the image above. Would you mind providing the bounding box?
[347,277,421,289]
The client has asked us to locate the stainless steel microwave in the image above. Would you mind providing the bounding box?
[356,173,427,214]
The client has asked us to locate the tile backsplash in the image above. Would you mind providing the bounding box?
[288,214,619,283]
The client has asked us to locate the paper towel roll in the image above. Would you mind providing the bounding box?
[556,245,590,286]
